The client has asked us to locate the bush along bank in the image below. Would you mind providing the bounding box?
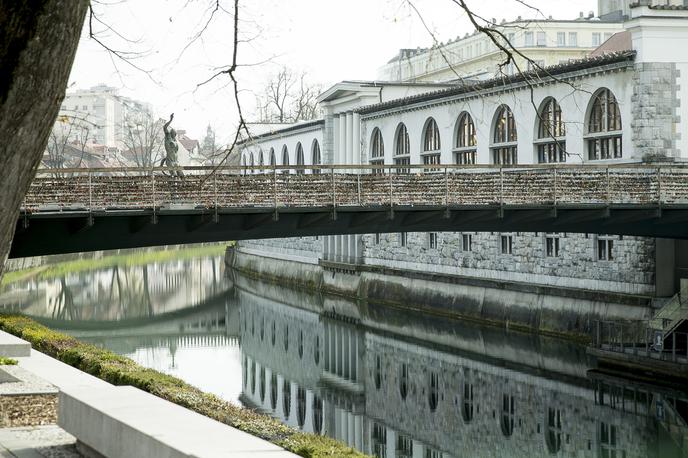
[0,315,367,458]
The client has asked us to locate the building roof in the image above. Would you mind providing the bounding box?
[358,50,636,115]
[239,119,324,145]
[591,31,632,57]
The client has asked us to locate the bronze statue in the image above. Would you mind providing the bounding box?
[162,113,183,177]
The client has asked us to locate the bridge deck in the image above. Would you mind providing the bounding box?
[10,164,688,257]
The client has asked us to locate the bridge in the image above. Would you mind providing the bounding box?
[9,163,688,257]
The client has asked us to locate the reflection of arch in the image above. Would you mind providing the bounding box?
[314,335,320,365]
[454,112,476,165]
[491,105,518,165]
[250,360,256,395]
[295,142,305,175]
[501,393,515,437]
[282,379,291,419]
[312,395,323,434]
[546,407,562,453]
[270,373,278,410]
[428,371,439,412]
[462,382,474,423]
[283,324,289,351]
[260,316,264,341]
[374,355,382,390]
[297,387,306,428]
[298,329,304,359]
[271,321,276,346]
[399,363,408,400]
[259,366,266,402]
[535,97,566,163]
[311,139,321,174]
[585,88,622,160]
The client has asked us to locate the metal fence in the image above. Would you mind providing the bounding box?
[592,319,688,363]
[22,163,688,212]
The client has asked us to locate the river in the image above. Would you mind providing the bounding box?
[1,246,686,458]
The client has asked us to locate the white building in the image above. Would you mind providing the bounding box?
[235,4,688,327]
[59,84,151,148]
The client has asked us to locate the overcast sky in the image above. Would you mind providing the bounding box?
[70,0,597,141]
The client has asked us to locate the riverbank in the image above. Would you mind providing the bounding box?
[0,315,366,458]
[227,246,654,342]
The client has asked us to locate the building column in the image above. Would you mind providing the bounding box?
[339,113,347,165]
[346,112,354,167]
[333,114,341,165]
[352,112,361,165]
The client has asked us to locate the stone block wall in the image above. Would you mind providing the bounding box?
[632,62,681,158]
[237,237,323,264]
[361,231,656,295]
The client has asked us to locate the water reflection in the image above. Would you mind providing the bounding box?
[5,250,688,457]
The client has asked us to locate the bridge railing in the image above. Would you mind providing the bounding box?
[23,163,688,211]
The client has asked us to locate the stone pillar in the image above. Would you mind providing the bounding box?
[339,114,347,165]
[333,115,340,164]
[352,112,361,165]
[346,112,354,166]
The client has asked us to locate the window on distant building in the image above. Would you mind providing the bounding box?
[536,97,566,163]
[586,88,622,160]
[281,145,290,174]
[592,32,601,47]
[462,382,475,423]
[394,123,411,173]
[399,363,409,400]
[428,372,439,411]
[557,32,566,47]
[545,233,562,257]
[422,117,441,170]
[604,32,613,42]
[537,31,546,46]
[491,105,518,165]
[507,32,516,46]
[600,422,624,458]
[524,31,534,46]
[501,394,515,437]
[372,423,387,458]
[596,234,615,261]
[400,232,408,247]
[501,234,514,255]
[454,112,477,165]
[569,32,578,47]
[311,140,321,174]
[397,435,413,458]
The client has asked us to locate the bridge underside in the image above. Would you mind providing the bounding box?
[9,204,688,258]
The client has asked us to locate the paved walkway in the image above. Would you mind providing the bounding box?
[0,426,81,458]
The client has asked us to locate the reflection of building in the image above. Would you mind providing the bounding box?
[236,275,688,457]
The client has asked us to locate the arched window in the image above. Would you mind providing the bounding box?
[546,407,562,453]
[370,128,385,174]
[462,382,474,423]
[295,142,305,175]
[259,366,266,402]
[586,88,622,160]
[281,145,290,174]
[249,152,255,174]
[312,396,323,434]
[258,149,265,173]
[394,123,410,173]
[428,372,439,412]
[422,118,441,168]
[492,105,518,165]
[399,363,409,400]
[311,140,321,175]
[297,387,306,428]
[269,148,276,167]
[270,373,278,410]
[282,380,291,419]
[241,154,247,175]
[536,98,566,163]
[454,112,477,165]
[501,393,515,437]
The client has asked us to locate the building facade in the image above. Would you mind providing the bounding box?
[236,4,688,328]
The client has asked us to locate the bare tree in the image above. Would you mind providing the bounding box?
[195,124,226,166]
[43,114,94,173]
[121,110,165,168]
[255,67,321,123]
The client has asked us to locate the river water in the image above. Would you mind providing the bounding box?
[1,247,686,457]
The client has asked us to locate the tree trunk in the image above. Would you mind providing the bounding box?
[0,1,89,279]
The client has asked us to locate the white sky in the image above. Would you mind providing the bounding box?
[70,0,597,142]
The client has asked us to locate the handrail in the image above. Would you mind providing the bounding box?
[31,161,688,175]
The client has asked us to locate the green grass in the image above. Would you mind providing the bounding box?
[0,315,367,458]
[1,243,232,286]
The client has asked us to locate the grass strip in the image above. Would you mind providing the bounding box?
[0,315,367,458]
[1,244,231,286]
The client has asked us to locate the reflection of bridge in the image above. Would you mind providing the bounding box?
[10,164,688,257]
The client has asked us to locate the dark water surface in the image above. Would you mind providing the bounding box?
[2,250,687,457]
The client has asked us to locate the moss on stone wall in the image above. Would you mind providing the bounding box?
[0,315,367,458]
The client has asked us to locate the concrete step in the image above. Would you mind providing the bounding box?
[0,334,30,358]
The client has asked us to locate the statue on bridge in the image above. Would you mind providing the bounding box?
[162,113,183,177]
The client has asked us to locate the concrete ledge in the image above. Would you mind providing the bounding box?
[0,333,30,358]
[58,385,298,458]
